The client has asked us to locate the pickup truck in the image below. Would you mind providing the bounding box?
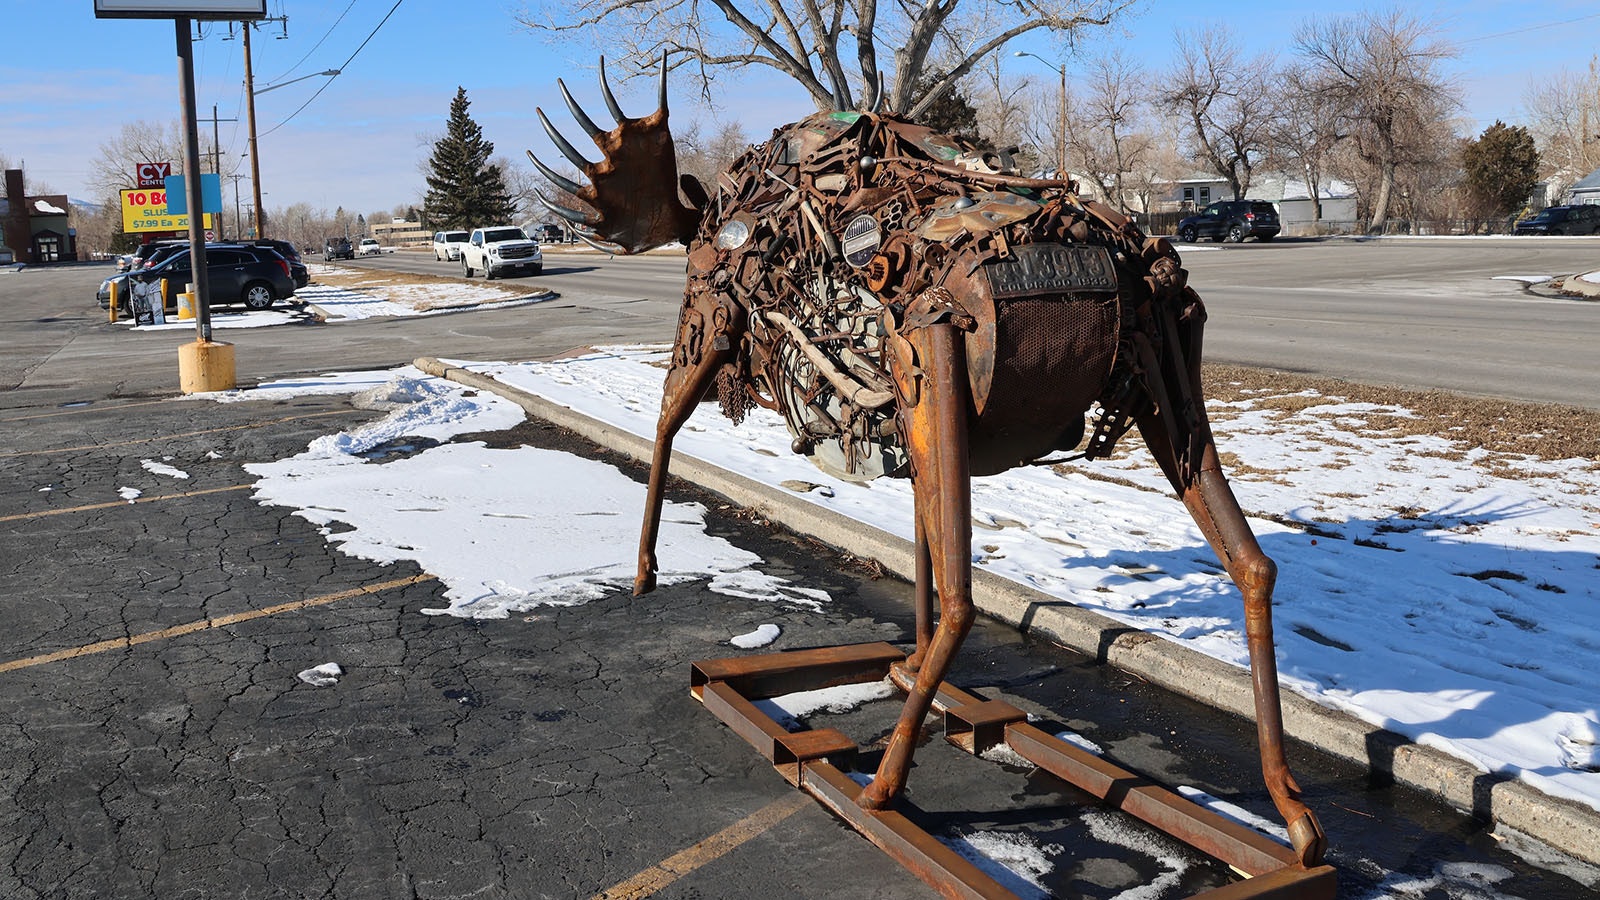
[460,226,543,279]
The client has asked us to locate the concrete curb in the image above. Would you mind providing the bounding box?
[412,356,1600,867]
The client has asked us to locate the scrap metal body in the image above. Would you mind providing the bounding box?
[531,64,1327,878]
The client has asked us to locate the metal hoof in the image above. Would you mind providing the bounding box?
[1288,811,1327,867]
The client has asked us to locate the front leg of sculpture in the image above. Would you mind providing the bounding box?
[1132,301,1327,867]
[858,318,972,810]
[634,297,740,596]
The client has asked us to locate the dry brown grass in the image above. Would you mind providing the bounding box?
[1204,363,1600,463]
[313,266,552,298]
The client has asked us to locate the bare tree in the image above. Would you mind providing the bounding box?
[967,52,1034,152]
[1522,56,1600,200]
[1063,50,1153,213]
[515,0,1139,119]
[1295,9,1458,233]
[1161,26,1276,201]
[1268,64,1344,224]
[675,119,752,192]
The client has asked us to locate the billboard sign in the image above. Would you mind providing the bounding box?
[94,0,266,19]
[119,188,214,233]
[136,162,172,188]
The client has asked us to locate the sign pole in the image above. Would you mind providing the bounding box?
[174,16,234,392]
[175,17,213,343]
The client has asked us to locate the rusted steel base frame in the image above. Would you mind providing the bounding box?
[691,644,1336,900]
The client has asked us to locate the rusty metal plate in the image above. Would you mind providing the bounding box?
[983,243,1117,298]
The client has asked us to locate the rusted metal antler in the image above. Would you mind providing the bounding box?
[529,57,703,254]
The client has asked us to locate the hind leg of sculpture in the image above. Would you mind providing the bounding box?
[858,321,972,810]
[904,515,935,673]
[1138,415,1327,867]
[634,327,736,596]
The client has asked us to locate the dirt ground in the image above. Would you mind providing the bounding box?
[1203,363,1600,465]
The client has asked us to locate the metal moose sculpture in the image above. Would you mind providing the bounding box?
[531,60,1326,868]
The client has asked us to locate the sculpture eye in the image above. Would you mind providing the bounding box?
[715,218,751,250]
[842,215,882,268]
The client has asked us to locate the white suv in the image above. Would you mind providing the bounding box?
[432,230,469,261]
[461,226,543,279]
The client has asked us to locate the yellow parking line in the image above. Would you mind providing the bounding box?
[0,409,351,459]
[0,399,171,423]
[0,573,437,675]
[0,484,253,524]
[590,793,812,900]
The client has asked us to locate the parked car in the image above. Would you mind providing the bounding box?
[432,230,470,261]
[97,271,134,310]
[324,237,355,260]
[120,239,187,273]
[128,244,296,311]
[461,226,543,279]
[1177,200,1281,243]
[248,239,309,286]
[529,224,566,243]
[358,238,382,256]
[1513,205,1600,236]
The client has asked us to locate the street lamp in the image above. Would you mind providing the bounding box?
[255,68,341,95]
[242,15,339,239]
[1014,51,1067,184]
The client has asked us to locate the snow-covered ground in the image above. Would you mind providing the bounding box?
[126,264,555,330]
[201,344,1600,828]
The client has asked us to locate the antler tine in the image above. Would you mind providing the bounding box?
[871,72,885,114]
[572,228,625,255]
[536,107,594,171]
[599,55,627,123]
[556,78,604,140]
[530,186,600,227]
[657,55,668,115]
[525,152,587,202]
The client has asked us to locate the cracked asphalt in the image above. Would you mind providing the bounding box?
[4,266,1598,899]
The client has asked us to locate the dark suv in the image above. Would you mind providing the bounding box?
[1177,200,1281,243]
[324,237,355,260]
[128,244,296,311]
[1514,205,1600,236]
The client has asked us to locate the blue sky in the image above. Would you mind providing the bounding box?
[4,1,1597,216]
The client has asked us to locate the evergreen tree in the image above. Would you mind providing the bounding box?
[1462,121,1540,220]
[424,87,517,229]
[911,70,983,145]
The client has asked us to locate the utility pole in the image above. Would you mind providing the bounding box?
[197,103,237,180]
[243,23,262,239]
[227,173,247,241]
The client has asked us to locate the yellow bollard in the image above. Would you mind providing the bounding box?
[178,340,237,393]
[176,281,195,320]
[108,280,119,323]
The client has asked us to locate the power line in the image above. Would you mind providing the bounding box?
[1461,12,1600,44]
[263,0,357,85]
[261,0,403,137]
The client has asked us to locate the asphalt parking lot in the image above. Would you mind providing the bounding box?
[4,258,1600,898]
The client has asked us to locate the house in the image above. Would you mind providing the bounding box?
[1567,166,1600,206]
[1243,173,1359,234]
[1,168,79,264]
